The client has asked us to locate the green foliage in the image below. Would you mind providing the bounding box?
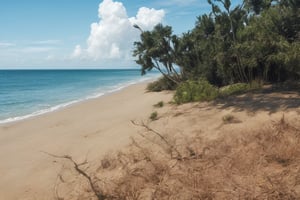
[153,101,164,108]
[174,80,262,104]
[219,81,262,97]
[149,111,158,121]
[191,0,299,84]
[244,0,272,14]
[133,24,182,84]
[134,0,299,90]
[147,76,177,92]
[219,83,250,97]
[174,79,218,104]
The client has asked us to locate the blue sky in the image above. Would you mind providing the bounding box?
[0,0,242,69]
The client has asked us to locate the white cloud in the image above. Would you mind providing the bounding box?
[73,0,164,61]
[33,40,61,45]
[129,7,165,30]
[0,42,16,47]
[21,47,54,53]
[72,45,82,58]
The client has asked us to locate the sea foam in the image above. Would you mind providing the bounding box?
[0,70,159,124]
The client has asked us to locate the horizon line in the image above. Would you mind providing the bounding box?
[0,67,140,70]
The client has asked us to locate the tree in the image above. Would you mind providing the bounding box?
[244,0,272,14]
[238,0,300,81]
[133,24,182,84]
[133,0,300,88]
[208,0,250,83]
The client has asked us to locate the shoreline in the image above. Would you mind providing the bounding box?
[0,81,173,200]
[0,79,299,199]
[0,76,159,125]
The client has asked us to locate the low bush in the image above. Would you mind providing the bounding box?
[174,79,218,104]
[219,83,249,97]
[174,80,263,104]
[220,81,262,97]
[153,101,164,108]
[147,76,177,92]
[149,111,158,121]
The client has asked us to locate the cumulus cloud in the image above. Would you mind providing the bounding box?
[72,45,82,58]
[129,7,165,31]
[72,0,164,61]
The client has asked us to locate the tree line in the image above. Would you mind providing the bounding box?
[133,0,299,87]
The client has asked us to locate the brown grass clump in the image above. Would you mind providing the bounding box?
[53,116,300,199]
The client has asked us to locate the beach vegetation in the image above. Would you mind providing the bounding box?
[153,101,164,108]
[174,79,218,104]
[53,117,300,199]
[174,79,262,104]
[147,76,177,92]
[134,0,300,95]
[222,114,235,123]
[219,80,262,97]
[219,83,250,97]
[149,111,158,121]
[133,24,183,85]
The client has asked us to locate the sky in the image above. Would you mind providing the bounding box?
[0,0,242,69]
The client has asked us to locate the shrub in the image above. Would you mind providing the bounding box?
[219,81,262,97]
[249,79,263,90]
[149,111,158,121]
[147,76,177,92]
[174,79,218,104]
[219,83,249,97]
[153,101,164,108]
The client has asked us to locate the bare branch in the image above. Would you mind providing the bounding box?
[41,151,109,200]
[131,120,182,160]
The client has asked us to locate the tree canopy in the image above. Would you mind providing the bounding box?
[133,0,300,86]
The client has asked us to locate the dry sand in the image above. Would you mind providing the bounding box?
[0,82,299,200]
[0,82,173,200]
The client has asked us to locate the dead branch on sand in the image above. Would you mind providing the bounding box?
[41,151,111,200]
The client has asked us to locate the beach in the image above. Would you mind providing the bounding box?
[1,0,298,198]
[0,82,173,200]
[0,81,299,199]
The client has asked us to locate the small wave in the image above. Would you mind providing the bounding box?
[0,75,160,124]
[86,74,159,99]
[0,100,80,124]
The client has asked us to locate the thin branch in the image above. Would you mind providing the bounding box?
[41,151,108,200]
[54,173,64,200]
[153,58,180,84]
[131,120,182,160]
[131,137,152,163]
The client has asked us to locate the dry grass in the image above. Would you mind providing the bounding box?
[222,114,241,124]
[53,116,300,200]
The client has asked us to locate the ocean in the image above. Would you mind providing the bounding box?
[0,69,159,124]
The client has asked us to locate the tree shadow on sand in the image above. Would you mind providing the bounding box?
[213,86,300,114]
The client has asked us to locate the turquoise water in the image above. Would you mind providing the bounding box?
[0,69,159,123]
